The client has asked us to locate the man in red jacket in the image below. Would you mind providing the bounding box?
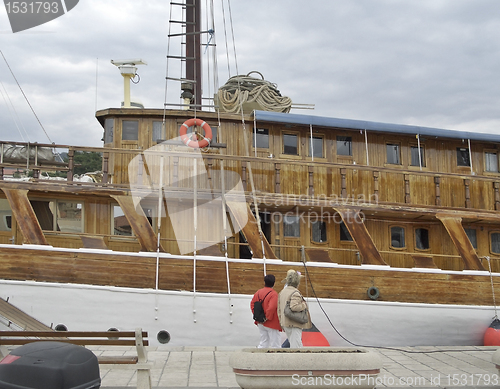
[250,274,281,348]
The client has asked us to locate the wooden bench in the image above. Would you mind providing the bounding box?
[0,328,151,389]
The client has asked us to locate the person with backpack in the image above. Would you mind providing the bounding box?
[250,274,281,348]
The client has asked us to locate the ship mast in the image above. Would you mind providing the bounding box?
[183,0,202,108]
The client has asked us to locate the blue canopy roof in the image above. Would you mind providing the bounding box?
[253,111,500,143]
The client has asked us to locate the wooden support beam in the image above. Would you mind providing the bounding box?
[226,201,277,259]
[2,188,48,245]
[335,207,387,266]
[112,195,164,252]
[436,214,485,271]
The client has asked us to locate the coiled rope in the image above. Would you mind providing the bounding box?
[216,71,292,114]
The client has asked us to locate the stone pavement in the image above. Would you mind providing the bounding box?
[92,345,500,388]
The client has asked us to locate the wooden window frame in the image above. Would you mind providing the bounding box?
[280,131,301,159]
[308,135,326,160]
[484,149,499,174]
[456,147,471,167]
[336,135,353,157]
[409,144,426,168]
[385,142,402,166]
[283,214,300,238]
[490,231,500,255]
[253,128,270,150]
[122,120,139,141]
[152,121,165,144]
[311,220,328,244]
[414,227,431,252]
[389,225,406,250]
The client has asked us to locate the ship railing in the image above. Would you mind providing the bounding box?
[1,140,499,210]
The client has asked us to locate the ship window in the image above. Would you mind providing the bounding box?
[337,136,352,156]
[311,221,327,243]
[0,199,12,231]
[32,200,83,233]
[104,118,114,144]
[457,147,470,167]
[485,152,499,172]
[152,121,164,142]
[283,133,298,155]
[122,120,139,141]
[53,201,83,233]
[31,200,54,230]
[415,228,430,250]
[491,232,500,254]
[464,228,477,249]
[410,145,425,167]
[254,128,269,149]
[283,215,300,237]
[340,222,353,242]
[113,205,133,236]
[386,144,400,165]
[309,137,323,158]
[390,226,405,248]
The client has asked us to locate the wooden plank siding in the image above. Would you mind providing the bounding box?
[2,110,500,280]
[0,244,498,306]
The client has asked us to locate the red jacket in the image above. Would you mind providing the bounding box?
[250,287,281,331]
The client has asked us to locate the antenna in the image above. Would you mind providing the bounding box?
[111,59,147,108]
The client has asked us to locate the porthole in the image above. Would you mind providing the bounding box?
[157,330,171,344]
[54,324,68,331]
[107,327,119,340]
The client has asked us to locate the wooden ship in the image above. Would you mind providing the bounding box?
[0,1,499,347]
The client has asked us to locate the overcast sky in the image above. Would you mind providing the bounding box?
[0,0,499,147]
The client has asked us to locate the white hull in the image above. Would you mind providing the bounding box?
[0,279,495,347]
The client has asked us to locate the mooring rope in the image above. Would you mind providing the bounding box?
[486,256,498,319]
[216,72,292,114]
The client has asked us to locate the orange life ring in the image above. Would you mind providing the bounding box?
[179,118,212,148]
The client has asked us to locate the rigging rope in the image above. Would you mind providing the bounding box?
[0,50,53,144]
[217,71,292,114]
[486,256,498,319]
[300,257,493,354]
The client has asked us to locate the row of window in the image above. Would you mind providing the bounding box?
[2,197,500,255]
[283,215,500,254]
[104,120,499,173]
[104,119,220,145]
[254,129,500,171]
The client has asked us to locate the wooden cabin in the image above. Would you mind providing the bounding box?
[1,107,500,273]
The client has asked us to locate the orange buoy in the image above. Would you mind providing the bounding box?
[484,318,500,346]
[302,323,330,347]
[179,118,212,148]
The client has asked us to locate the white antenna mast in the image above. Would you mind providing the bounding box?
[111,59,147,108]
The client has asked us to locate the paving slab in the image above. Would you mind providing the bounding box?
[42,345,500,388]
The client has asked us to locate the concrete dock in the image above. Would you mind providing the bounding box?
[96,345,500,388]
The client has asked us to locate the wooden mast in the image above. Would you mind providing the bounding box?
[185,0,202,108]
